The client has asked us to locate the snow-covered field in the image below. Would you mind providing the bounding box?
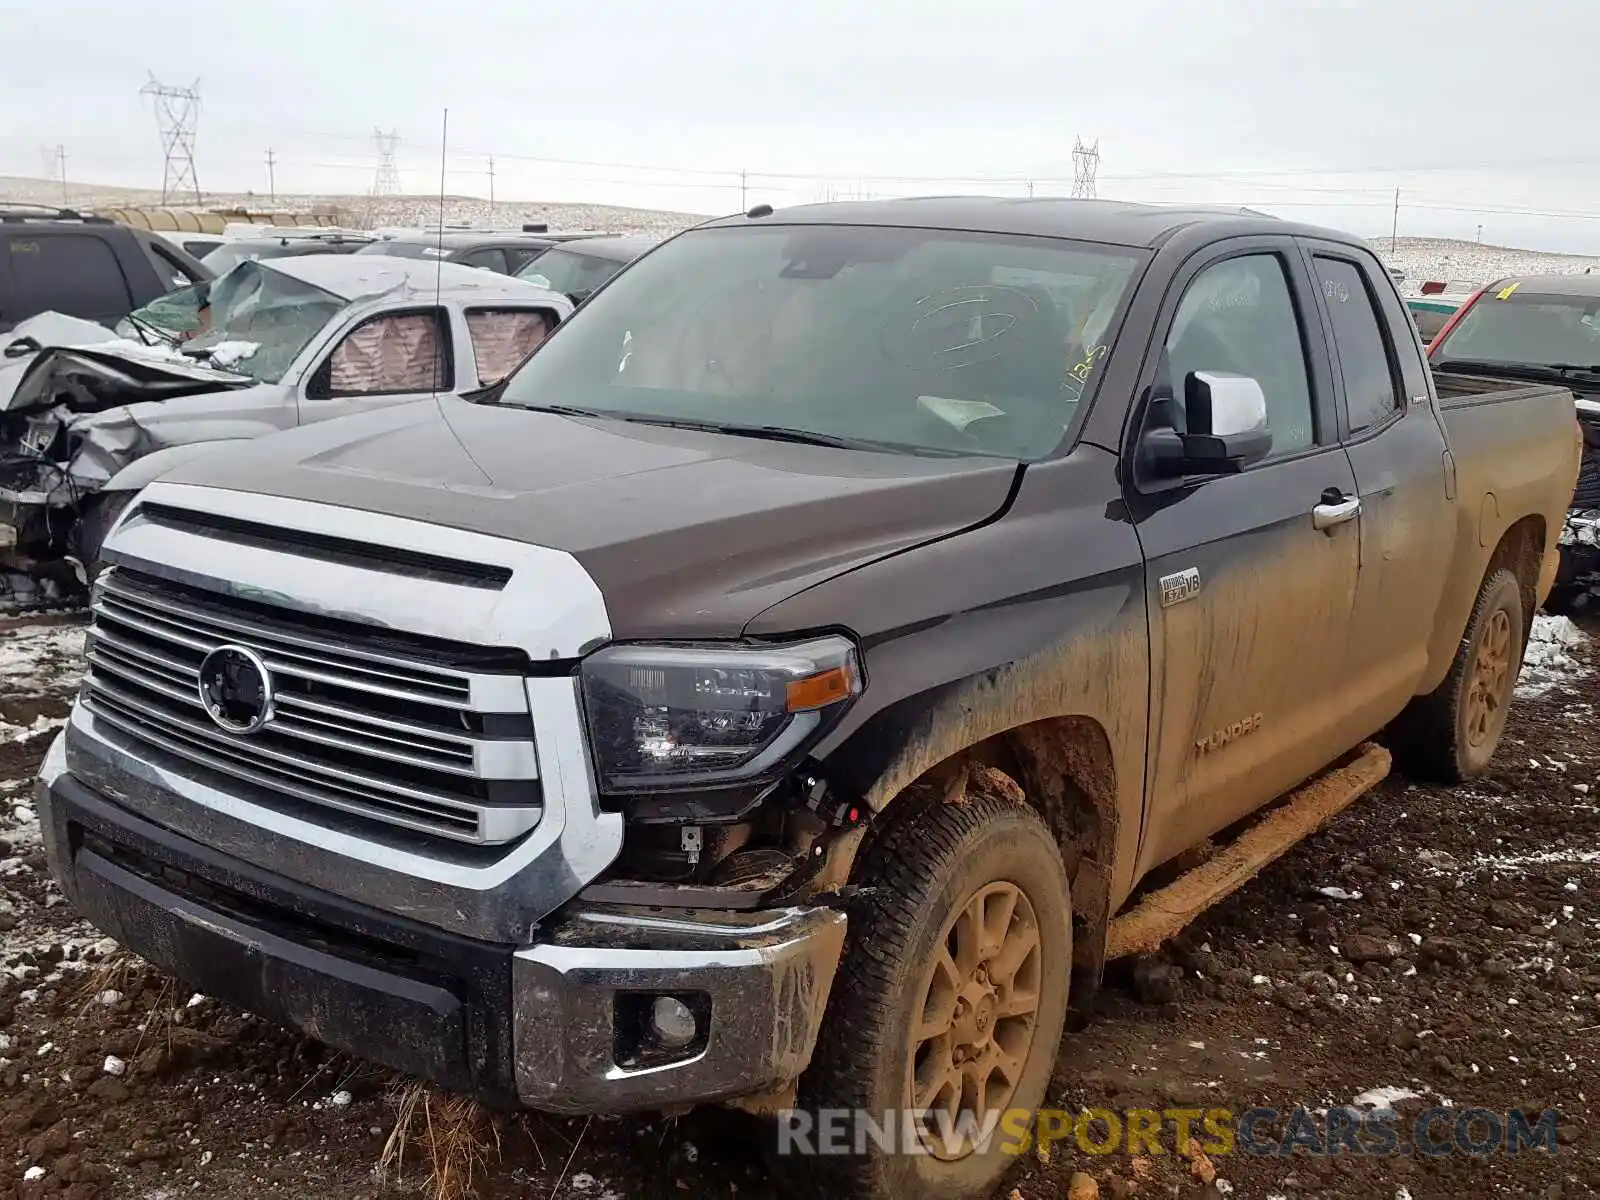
[1374,236,1600,288]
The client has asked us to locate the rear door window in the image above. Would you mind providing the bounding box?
[4,232,134,323]
[1313,256,1401,434]
[466,308,553,385]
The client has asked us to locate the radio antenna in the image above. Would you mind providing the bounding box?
[433,108,448,397]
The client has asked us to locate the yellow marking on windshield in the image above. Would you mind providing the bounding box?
[1496,282,1522,301]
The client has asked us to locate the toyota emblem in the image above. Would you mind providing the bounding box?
[197,645,274,734]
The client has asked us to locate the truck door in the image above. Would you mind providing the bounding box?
[1300,242,1454,732]
[298,307,454,424]
[1127,242,1364,875]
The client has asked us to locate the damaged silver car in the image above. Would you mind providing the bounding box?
[0,254,571,610]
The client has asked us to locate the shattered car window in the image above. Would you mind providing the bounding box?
[326,313,446,394]
[466,309,551,385]
[497,225,1142,459]
[142,262,345,384]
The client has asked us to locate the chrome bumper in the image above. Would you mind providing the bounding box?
[514,906,846,1112]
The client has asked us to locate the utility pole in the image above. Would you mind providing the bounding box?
[265,148,277,204]
[1026,179,1035,198]
[1477,223,1483,243]
[740,168,748,210]
[1391,187,1400,253]
[487,156,496,221]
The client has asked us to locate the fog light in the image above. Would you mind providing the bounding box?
[649,996,698,1051]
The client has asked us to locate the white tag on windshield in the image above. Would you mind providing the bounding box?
[917,395,1006,432]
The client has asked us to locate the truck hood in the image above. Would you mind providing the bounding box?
[160,399,1020,639]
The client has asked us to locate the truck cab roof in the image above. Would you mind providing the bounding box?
[707,195,1360,251]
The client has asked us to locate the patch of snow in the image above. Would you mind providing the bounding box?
[1517,616,1590,699]
[102,1056,125,1077]
[1317,886,1363,901]
[1353,1085,1423,1109]
[1472,848,1600,871]
[22,1166,44,1182]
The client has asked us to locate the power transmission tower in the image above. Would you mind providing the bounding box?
[372,129,402,197]
[141,75,202,204]
[1070,137,1100,200]
[39,145,67,207]
[265,148,277,203]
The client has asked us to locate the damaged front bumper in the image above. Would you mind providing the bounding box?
[36,734,846,1112]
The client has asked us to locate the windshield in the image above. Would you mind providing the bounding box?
[201,241,332,274]
[354,241,440,260]
[516,247,628,297]
[496,225,1142,459]
[122,260,344,384]
[1433,287,1600,369]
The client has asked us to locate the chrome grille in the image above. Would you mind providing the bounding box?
[81,568,542,846]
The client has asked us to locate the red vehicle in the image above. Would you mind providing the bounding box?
[1427,273,1600,608]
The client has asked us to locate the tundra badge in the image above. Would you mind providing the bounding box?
[1159,567,1202,608]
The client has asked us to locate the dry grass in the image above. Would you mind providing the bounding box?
[378,1082,502,1200]
[73,950,145,1013]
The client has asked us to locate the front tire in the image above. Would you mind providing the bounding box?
[1391,567,1525,782]
[797,767,1072,1200]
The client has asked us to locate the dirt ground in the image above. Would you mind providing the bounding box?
[0,616,1594,1200]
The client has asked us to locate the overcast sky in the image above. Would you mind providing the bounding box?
[7,0,1600,250]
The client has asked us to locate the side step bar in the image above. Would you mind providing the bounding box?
[1105,742,1392,960]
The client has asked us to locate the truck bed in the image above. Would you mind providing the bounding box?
[1430,369,1580,651]
[1432,369,1567,407]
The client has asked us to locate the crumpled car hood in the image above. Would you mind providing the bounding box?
[159,398,1022,639]
[3,341,253,415]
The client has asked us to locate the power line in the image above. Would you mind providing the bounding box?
[140,75,202,204]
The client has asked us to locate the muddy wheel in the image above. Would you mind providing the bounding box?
[796,769,1071,1200]
[75,492,136,586]
[1390,567,1525,782]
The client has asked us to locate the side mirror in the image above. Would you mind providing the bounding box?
[567,289,591,307]
[1144,370,1273,478]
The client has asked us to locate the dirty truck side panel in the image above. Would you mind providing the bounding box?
[746,446,1151,912]
[1299,240,1458,738]
[1121,236,1365,878]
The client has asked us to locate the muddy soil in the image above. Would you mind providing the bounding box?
[0,618,1594,1200]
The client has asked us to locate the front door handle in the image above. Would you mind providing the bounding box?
[1312,493,1361,532]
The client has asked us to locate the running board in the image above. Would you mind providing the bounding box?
[1105,742,1392,960]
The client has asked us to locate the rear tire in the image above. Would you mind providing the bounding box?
[1390,567,1525,782]
[795,769,1072,1200]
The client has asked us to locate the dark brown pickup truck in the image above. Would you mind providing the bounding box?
[38,200,1580,1199]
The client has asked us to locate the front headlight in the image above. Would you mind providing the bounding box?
[580,635,862,791]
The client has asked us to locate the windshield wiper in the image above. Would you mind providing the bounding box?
[1433,358,1600,383]
[123,312,180,349]
[689,421,971,457]
[505,404,971,456]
